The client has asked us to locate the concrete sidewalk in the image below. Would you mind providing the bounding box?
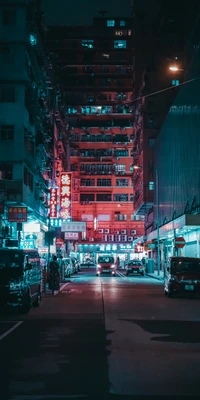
[146,271,164,281]
[43,281,70,296]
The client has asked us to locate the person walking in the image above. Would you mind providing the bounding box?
[48,255,60,296]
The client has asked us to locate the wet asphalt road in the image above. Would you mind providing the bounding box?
[1,269,200,399]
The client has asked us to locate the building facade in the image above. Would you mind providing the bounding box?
[0,0,66,251]
[48,17,144,262]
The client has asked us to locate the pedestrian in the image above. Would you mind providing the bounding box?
[48,255,60,296]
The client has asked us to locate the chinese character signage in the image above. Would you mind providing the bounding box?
[64,232,79,240]
[61,221,86,232]
[60,173,71,220]
[8,207,27,222]
[50,188,57,218]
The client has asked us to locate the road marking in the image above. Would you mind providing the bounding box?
[13,395,87,399]
[0,321,23,341]
[60,282,70,292]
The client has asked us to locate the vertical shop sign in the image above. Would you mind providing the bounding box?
[50,188,57,218]
[60,173,71,220]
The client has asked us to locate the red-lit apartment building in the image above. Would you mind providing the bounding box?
[47,17,144,262]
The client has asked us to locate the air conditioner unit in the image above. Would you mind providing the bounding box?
[121,235,127,242]
[128,236,133,242]
[131,230,137,235]
[108,235,114,242]
[89,238,94,242]
[114,230,120,235]
[104,228,110,234]
[115,235,121,242]
[102,234,107,242]
[98,229,104,233]
[121,229,126,234]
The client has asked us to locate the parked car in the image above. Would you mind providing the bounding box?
[96,255,116,276]
[71,257,80,273]
[62,257,72,277]
[164,256,200,298]
[125,260,145,276]
[0,248,41,313]
[80,259,96,268]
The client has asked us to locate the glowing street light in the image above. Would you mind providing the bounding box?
[169,65,179,71]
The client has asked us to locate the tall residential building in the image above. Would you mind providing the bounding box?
[0,0,66,249]
[47,17,144,262]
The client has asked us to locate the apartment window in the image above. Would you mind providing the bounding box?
[71,163,78,171]
[114,194,128,202]
[107,20,115,27]
[149,181,154,190]
[0,164,13,180]
[114,40,127,49]
[148,117,155,128]
[114,213,127,221]
[80,179,95,186]
[80,194,94,202]
[0,125,14,140]
[148,138,156,148]
[2,9,16,26]
[96,193,112,201]
[72,193,78,201]
[114,164,126,172]
[172,79,179,86]
[0,45,14,64]
[97,179,111,187]
[120,20,126,26]
[0,86,15,102]
[116,179,128,187]
[115,30,127,36]
[81,40,94,49]
[24,167,33,191]
[29,33,37,46]
[114,149,129,157]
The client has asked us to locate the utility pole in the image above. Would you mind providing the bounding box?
[156,169,160,276]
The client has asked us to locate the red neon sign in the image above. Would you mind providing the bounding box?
[60,173,71,220]
[49,188,57,218]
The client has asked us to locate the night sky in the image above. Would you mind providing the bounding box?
[42,0,131,26]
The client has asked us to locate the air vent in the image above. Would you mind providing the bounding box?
[98,229,104,233]
[108,235,114,242]
[128,236,133,242]
[115,235,121,242]
[104,228,110,234]
[121,229,126,234]
[131,229,137,235]
[89,238,94,242]
[114,230,120,235]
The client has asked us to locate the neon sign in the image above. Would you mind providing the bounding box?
[50,188,57,218]
[60,173,71,220]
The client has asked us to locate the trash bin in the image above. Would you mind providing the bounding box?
[147,258,154,273]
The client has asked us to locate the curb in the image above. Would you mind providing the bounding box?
[146,273,164,281]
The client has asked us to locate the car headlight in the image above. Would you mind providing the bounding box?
[111,265,115,268]
[97,264,101,269]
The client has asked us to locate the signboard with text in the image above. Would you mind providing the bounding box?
[61,221,86,232]
[64,232,79,240]
[60,173,71,220]
[8,207,27,222]
[49,188,57,218]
